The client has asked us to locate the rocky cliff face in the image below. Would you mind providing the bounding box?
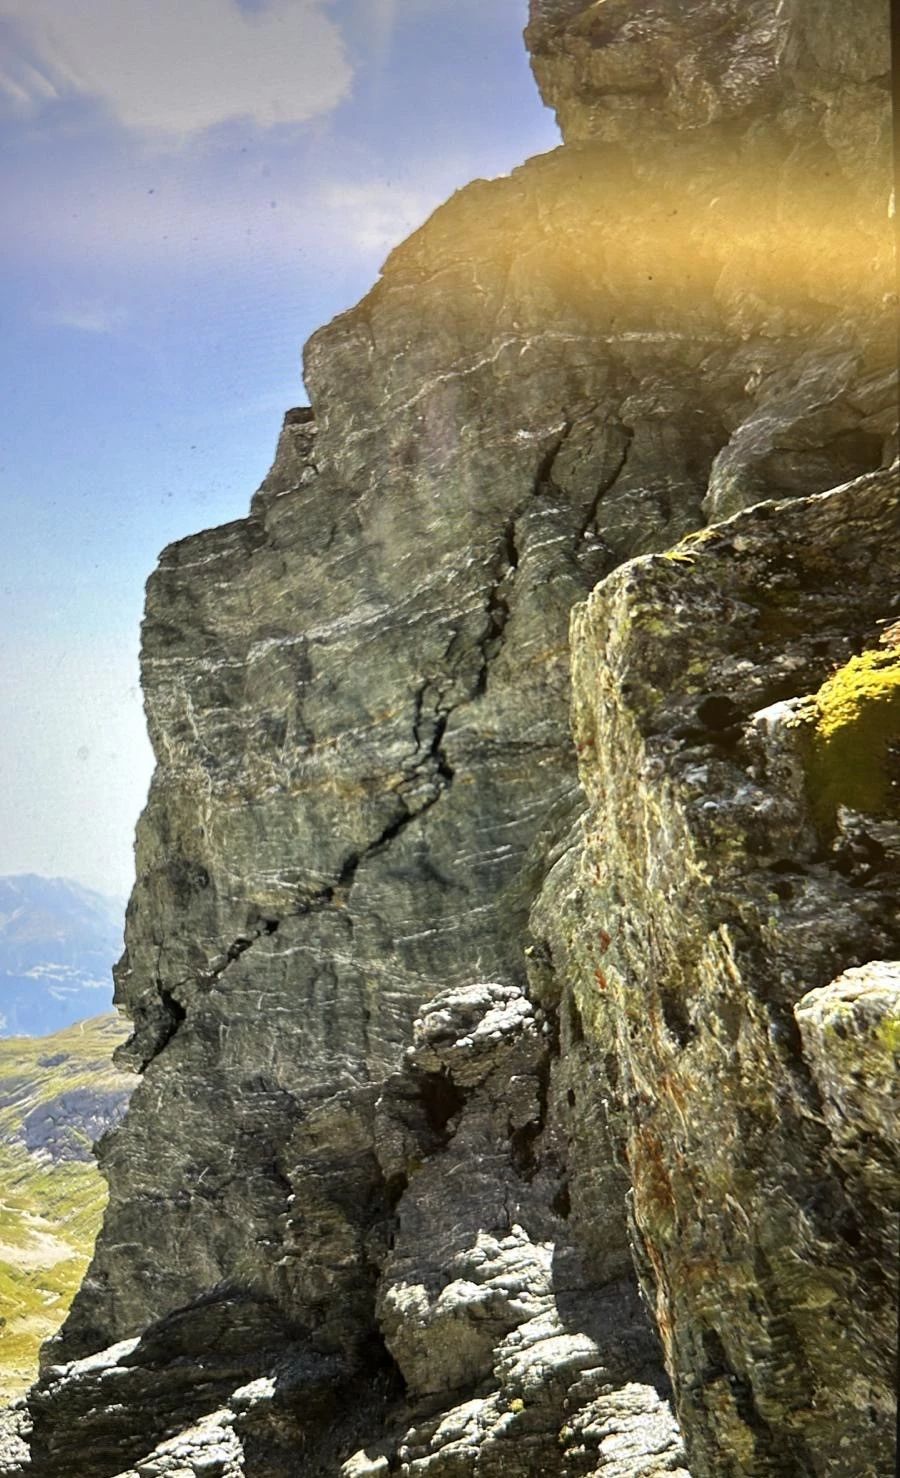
[534,468,900,1476]
[8,2,896,1476]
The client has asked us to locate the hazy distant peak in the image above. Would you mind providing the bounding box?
[0,875,123,1036]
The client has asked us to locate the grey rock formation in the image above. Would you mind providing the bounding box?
[526,0,895,520]
[24,983,685,1478]
[10,1,896,1475]
[20,1085,132,1164]
[535,469,899,1475]
[0,1407,29,1476]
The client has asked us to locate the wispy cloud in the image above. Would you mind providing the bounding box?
[316,179,439,257]
[0,631,152,898]
[3,158,450,276]
[0,0,352,140]
[35,303,127,335]
[367,0,399,71]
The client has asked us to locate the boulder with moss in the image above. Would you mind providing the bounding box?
[531,467,899,1476]
[807,645,900,828]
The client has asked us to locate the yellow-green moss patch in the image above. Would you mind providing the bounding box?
[808,647,900,829]
[876,1011,900,1056]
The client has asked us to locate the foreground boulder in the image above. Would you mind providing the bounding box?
[533,467,899,1475]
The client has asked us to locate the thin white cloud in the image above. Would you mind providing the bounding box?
[4,159,449,275]
[0,633,152,898]
[316,180,438,257]
[0,68,36,111]
[368,0,399,68]
[36,304,127,335]
[0,0,352,138]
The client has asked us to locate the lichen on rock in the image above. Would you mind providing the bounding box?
[795,961,900,1213]
[542,467,900,1476]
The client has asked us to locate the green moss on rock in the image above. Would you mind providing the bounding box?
[808,647,900,828]
[876,1009,900,1055]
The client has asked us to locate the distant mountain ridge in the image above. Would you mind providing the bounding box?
[0,877,124,1037]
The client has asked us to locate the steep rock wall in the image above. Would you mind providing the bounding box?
[533,468,899,1476]
[10,1,896,1476]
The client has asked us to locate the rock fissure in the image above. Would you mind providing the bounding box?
[473,423,586,700]
[533,417,574,501]
[577,420,636,543]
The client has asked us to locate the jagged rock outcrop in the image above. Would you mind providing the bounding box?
[8,1,896,1475]
[526,0,894,519]
[25,982,685,1478]
[532,468,900,1475]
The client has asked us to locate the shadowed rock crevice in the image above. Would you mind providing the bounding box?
[154,989,186,1056]
[576,419,634,542]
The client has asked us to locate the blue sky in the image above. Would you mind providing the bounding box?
[0,0,559,898]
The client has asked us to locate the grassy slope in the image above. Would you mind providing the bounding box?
[0,1014,133,1400]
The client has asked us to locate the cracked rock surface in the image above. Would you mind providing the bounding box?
[533,468,899,1476]
[10,0,896,1474]
[19,986,686,1478]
